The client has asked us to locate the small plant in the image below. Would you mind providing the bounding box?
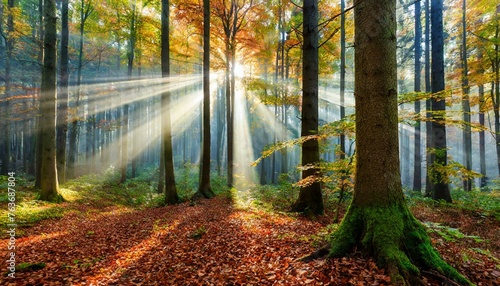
[16,262,46,272]
[189,225,207,239]
[423,221,483,242]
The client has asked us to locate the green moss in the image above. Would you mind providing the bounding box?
[328,205,362,257]
[328,203,473,285]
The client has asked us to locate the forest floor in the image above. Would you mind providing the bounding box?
[0,181,499,285]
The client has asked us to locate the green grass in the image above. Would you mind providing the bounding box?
[0,166,233,236]
[405,187,500,220]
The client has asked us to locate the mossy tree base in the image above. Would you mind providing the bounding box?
[39,191,64,203]
[192,187,216,201]
[328,203,472,286]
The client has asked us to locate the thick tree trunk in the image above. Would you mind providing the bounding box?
[292,0,323,215]
[328,0,470,284]
[39,0,60,201]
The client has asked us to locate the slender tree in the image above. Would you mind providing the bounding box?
[478,51,487,188]
[1,0,15,175]
[461,0,472,191]
[339,0,346,159]
[492,7,500,178]
[424,0,433,196]
[68,0,94,179]
[430,0,451,202]
[413,0,422,191]
[327,0,470,284]
[39,0,61,201]
[292,0,324,215]
[161,0,179,204]
[196,0,215,199]
[57,0,69,183]
[212,0,254,187]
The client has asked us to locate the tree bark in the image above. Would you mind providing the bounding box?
[339,0,346,160]
[424,0,433,197]
[57,0,69,183]
[413,0,422,191]
[195,0,215,199]
[328,0,470,284]
[1,0,15,175]
[430,0,451,202]
[292,0,323,215]
[460,0,472,191]
[161,0,179,205]
[39,0,61,201]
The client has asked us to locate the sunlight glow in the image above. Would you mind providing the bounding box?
[84,86,204,171]
[233,82,259,204]
[234,62,245,78]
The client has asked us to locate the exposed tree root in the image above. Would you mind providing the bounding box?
[298,243,330,262]
[327,204,473,286]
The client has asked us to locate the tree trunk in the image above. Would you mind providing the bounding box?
[328,1,470,284]
[339,0,346,160]
[494,18,500,177]
[195,0,215,199]
[413,0,422,191]
[35,0,43,187]
[1,0,15,175]
[161,0,179,204]
[39,0,60,201]
[120,102,129,183]
[226,47,233,187]
[430,0,451,202]
[461,0,472,191]
[57,0,69,183]
[478,82,487,187]
[292,0,323,215]
[424,0,433,197]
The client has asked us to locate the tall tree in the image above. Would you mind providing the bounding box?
[430,0,451,202]
[39,0,61,201]
[413,0,422,191]
[327,0,470,284]
[339,0,346,160]
[212,0,254,187]
[161,0,179,205]
[68,0,94,179]
[292,0,323,215]
[478,50,487,188]
[461,0,472,191]
[424,0,433,196]
[196,0,215,199]
[57,0,69,183]
[492,6,500,178]
[1,0,15,175]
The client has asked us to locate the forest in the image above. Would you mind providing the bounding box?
[0,0,499,284]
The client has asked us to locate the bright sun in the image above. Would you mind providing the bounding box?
[234,62,245,78]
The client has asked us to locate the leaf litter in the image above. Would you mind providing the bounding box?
[0,196,498,285]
